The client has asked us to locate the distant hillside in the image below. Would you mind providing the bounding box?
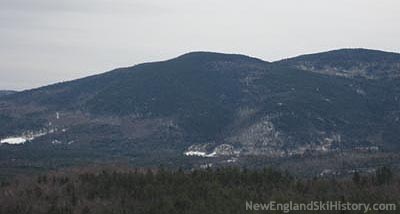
[0,90,16,97]
[0,49,400,178]
[275,48,400,79]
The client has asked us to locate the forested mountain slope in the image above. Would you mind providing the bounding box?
[0,49,399,177]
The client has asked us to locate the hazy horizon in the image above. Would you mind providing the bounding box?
[1,0,400,90]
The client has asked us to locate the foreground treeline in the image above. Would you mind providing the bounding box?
[0,166,399,214]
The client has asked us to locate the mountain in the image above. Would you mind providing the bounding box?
[0,90,16,97]
[276,48,400,79]
[0,49,399,177]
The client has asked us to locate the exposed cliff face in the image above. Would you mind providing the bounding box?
[227,118,286,157]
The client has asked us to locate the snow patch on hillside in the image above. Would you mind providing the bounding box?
[184,151,208,157]
[184,144,238,157]
[0,128,57,145]
[184,151,217,157]
[0,137,27,145]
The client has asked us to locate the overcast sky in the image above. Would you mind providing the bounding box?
[1,0,399,90]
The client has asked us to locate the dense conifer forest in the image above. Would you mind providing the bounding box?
[0,166,398,214]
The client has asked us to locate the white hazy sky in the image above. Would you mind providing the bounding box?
[1,0,399,90]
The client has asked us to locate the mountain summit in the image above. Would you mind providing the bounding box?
[1,49,399,175]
